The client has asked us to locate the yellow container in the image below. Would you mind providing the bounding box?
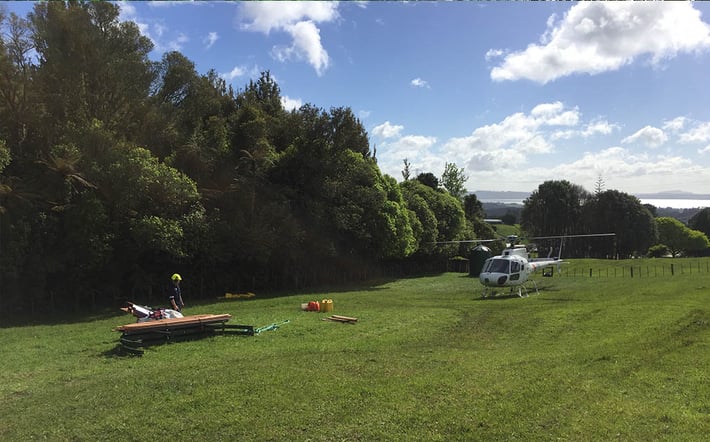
[321,299,333,313]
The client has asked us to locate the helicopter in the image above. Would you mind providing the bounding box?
[439,233,615,297]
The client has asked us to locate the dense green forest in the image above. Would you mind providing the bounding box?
[1,3,708,315]
[0,2,476,314]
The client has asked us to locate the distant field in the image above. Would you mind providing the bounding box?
[1,258,709,441]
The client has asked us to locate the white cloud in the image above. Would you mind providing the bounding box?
[281,95,303,111]
[551,118,618,141]
[544,147,708,193]
[621,126,668,148]
[581,119,617,137]
[358,110,372,120]
[375,135,440,179]
[118,2,137,21]
[238,2,339,76]
[663,116,688,133]
[118,3,190,53]
[441,102,585,172]
[219,64,261,84]
[221,66,246,81]
[167,32,189,51]
[373,103,708,194]
[271,21,330,75]
[484,48,504,61]
[397,135,437,151]
[679,121,710,144]
[410,78,430,88]
[372,121,404,139]
[490,2,710,83]
[204,31,218,49]
[147,1,191,7]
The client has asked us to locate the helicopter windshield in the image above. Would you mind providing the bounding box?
[485,259,510,274]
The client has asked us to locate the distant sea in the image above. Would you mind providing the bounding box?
[481,198,710,209]
[639,199,710,209]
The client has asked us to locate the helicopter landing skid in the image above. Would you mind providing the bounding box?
[482,280,539,299]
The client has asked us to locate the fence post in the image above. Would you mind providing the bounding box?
[671,263,674,276]
[589,268,592,277]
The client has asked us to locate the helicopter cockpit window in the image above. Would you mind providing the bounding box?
[510,261,521,273]
[488,259,510,273]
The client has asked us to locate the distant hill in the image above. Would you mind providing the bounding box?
[482,202,523,224]
[635,191,710,199]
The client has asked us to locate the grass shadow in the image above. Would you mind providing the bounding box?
[0,309,128,329]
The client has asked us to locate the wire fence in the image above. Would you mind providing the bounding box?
[447,258,710,279]
[559,260,710,278]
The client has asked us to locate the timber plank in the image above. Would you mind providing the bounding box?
[115,314,232,332]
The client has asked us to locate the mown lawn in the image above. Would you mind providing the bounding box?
[1,258,709,441]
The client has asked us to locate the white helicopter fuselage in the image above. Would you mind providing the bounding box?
[479,246,560,291]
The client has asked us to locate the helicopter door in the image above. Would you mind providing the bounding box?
[509,261,521,281]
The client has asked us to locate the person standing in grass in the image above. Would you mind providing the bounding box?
[169,273,185,312]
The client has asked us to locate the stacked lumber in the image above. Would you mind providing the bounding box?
[115,314,232,333]
[323,314,358,324]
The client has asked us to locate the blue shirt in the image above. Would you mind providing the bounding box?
[168,283,184,309]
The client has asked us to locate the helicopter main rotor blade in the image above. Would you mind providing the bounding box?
[432,239,499,245]
[526,233,616,241]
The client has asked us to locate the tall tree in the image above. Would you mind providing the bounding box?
[401,158,411,181]
[583,190,657,258]
[416,172,439,190]
[29,2,154,142]
[400,179,466,245]
[657,216,710,257]
[440,162,468,200]
[521,180,589,237]
[689,207,710,238]
[0,10,35,152]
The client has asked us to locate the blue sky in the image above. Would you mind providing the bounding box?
[7,1,710,195]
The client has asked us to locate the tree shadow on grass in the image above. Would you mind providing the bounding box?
[0,309,129,329]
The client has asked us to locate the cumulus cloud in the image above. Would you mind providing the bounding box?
[545,147,708,193]
[238,2,339,76]
[372,121,404,139]
[663,116,688,133]
[281,95,303,111]
[490,2,710,83]
[221,66,247,81]
[410,78,430,88]
[204,31,218,49]
[551,118,618,141]
[372,104,707,193]
[531,102,580,126]
[621,126,668,148]
[581,119,618,137]
[118,3,189,53]
[678,121,710,144]
[441,102,581,171]
[375,135,440,179]
[167,33,189,51]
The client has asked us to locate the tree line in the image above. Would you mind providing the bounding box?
[520,180,710,259]
[0,2,494,314]
[1,3,705,316]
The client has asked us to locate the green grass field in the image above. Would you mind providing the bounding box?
[1,259,709,441]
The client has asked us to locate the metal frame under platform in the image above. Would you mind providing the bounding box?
[115,314,254,354]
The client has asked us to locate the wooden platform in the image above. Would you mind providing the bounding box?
[115,314,233,333]
[114,314,255,354]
